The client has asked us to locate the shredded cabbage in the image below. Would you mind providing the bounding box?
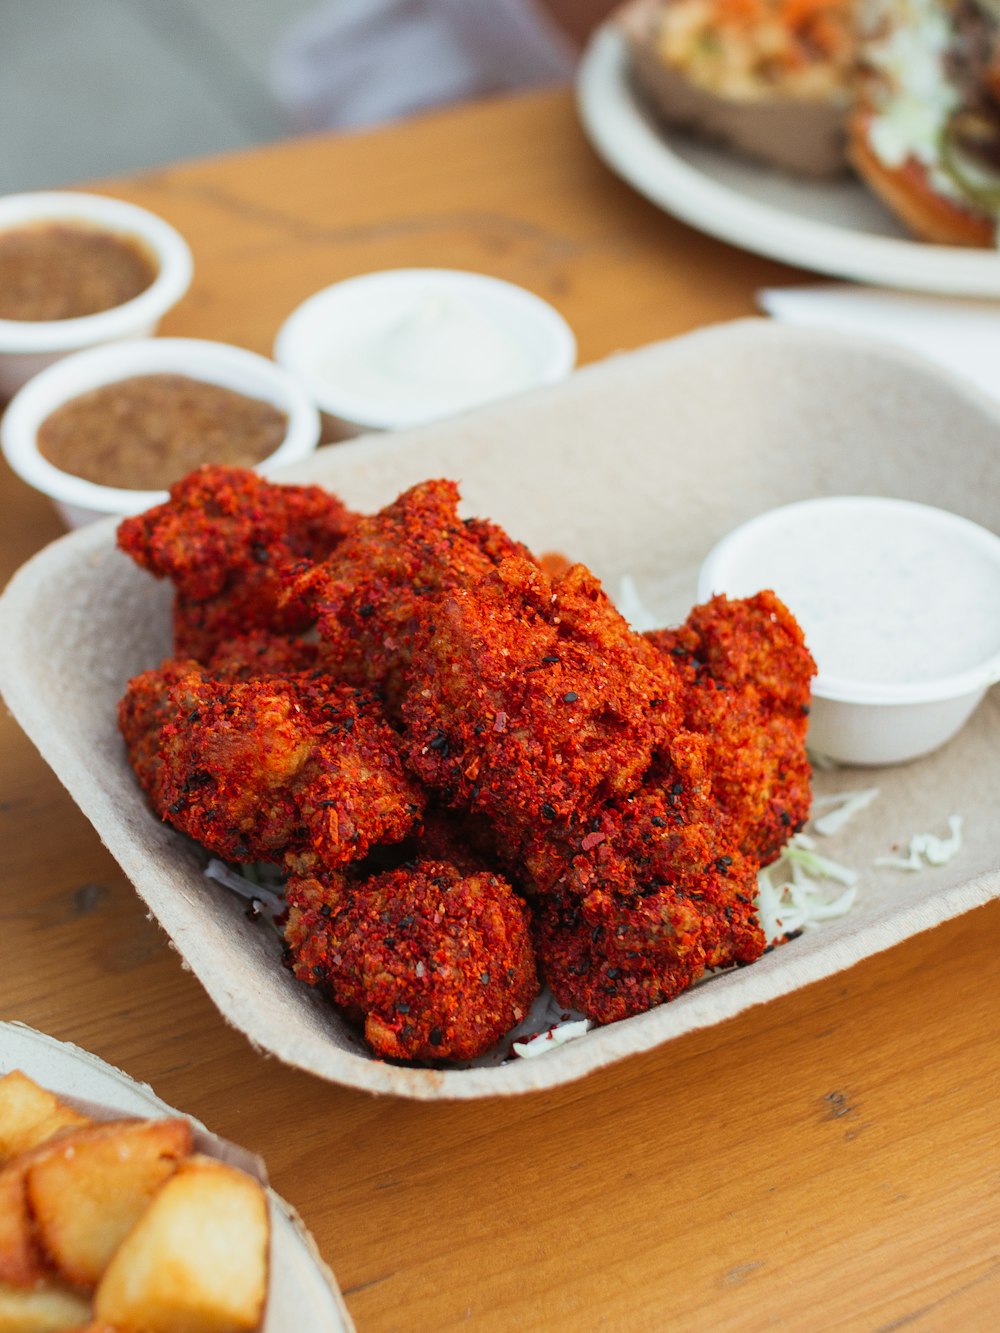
[755,832,859,945]
[812,787,880,837]
[874,815,963,871]
[513,1019,591,1059]
[204,859,286,922]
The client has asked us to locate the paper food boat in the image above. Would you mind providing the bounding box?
[1,321,998,1099]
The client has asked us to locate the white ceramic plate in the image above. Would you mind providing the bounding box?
[0,1022,354,1333]
[577,22,1000,296]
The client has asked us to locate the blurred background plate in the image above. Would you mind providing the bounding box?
[577,22,1000,297]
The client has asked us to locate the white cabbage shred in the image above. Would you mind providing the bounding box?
[512,1020,592,1059]
[755,832,860,946]
[811,787,880,837]
[874,815,964,871]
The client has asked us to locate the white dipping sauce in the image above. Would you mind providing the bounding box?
[698,497,1000,691]
[274,269,577,431]
[314,292,535,417]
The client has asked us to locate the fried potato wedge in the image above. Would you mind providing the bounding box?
[0,1150,49,1287]
[0,1278,91,1332]
[27,1117,193,1289]
[0,1071,90,1165]
[94,1153,269,1333]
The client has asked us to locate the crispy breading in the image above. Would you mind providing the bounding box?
[286,478,534,705]
[528,731,765,1021]
[402,556,683,858]
[646,591,815,864]
[283,858,539,1062]
[118,666,424,864]
[117,465,356,660]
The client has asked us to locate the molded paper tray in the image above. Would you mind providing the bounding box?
[2,320,998,1099]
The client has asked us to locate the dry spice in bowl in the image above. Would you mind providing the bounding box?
[1,338,321,527]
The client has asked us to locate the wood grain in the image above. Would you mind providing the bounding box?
[1,89,998,1332]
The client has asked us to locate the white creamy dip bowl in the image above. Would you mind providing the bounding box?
[274,268,577,434]
[697,495,1000,766]
[1,337,321,528]
[0,191,193,398]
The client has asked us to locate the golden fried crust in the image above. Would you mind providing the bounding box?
[284,860,539,1062]
[118,667,424,864]
[647,591,815,864]
[117,465,356,661]
[402,557,683,856]
[285,479,536,705]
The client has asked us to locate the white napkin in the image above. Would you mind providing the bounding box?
[758,284,1000,405]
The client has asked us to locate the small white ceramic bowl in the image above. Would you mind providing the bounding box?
[274,267,577,434]
[697,496,1000,766]
[1,337,322,528]
[0,191,194,398]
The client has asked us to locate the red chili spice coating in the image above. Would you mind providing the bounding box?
[115,466,815,1061]
[118,665,423,864]
[284,479,535,710]
[529,731,764,1022]
[283,859,539,1062]
[645,591,816,865]
[117,465,356,661]
[401,555,683,861]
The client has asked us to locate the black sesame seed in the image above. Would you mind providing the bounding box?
[542,655,560,664]
[358,603,375,619]
[541,802,557,820]
[429,1028,443,1046]
[651,816,665,828]
[562,691,579,703]
[396,1003,411,1014]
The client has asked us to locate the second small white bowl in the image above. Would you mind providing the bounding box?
[274,268,577,434]
[0,191,194,397]
[697,495,1000,766]
[1,338,322,527]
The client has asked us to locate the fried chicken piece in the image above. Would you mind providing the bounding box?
[117,465,356,660]
[402,556,683,860]
[118,666,424,864]
[529,732,765,1023]
[286,479,535,705]
[205,629,321,681]
[283,858,539,1062]
[646,591,815,865]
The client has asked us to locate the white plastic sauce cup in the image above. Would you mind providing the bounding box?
[1,338,322,528]
[698,495,1000,766]
[0,191,194,398]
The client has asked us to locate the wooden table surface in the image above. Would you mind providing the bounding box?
[2,89,998,1333]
